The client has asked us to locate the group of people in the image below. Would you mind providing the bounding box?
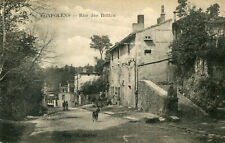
[63,101,69,111]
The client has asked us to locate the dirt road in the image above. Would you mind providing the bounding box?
[2,107,222,143]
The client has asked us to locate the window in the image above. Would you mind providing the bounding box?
[144,49,152,55]
[117,49,119,59]
[62,95,65,100]
[218,29,224,36]
[144,36,153,41]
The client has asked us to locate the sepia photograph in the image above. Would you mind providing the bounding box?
[0,0,225,142]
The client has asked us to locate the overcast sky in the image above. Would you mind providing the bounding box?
[31,0,225,67]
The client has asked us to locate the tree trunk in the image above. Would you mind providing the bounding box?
[0,0,6,76]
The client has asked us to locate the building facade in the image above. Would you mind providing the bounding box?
[108,5,174,109]
[57,82,76,108]
[42,82,58,107]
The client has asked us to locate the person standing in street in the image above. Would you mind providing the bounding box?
[65,101,68,110]
[63,101,66,111]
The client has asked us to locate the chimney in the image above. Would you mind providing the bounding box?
[157,5,166,24]
[132,15,144,32]
[138,15,144,24]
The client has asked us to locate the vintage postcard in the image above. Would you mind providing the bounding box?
[0,0,225,142]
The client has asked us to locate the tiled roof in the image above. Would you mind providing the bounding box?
[108,33,136,53]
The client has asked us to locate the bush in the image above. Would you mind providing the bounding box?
[80,77,107,95]
[195,78,225,112]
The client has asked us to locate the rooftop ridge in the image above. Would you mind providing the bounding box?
[109,18,173,52]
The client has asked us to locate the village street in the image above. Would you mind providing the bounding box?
[1,105,221,143]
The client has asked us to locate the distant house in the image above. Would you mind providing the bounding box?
[57,81,76,108]
[108,5,174,113]
[46,91,58,107]
[74,72,100,105]
[42,82,58,107]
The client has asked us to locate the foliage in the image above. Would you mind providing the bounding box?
[205,35,225,64]
[192,77,225,112]
[94,58,105,75]
[80,77,107,95]
[175,0,188,17]
[90,35,112,60]
[206,3,220,18]
[0,62,44,120]
[0,0,48,120]
[171,9,209,77]
[171,2,224,78]
[44,65,75,92]
[44,64,95,92]
[0,0,33,80]
[172,1,225,112]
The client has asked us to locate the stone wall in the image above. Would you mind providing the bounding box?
[138,80,168,116]
[181,59,225,112]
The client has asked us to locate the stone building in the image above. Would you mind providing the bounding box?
[108,5,174,114]
[42,82,58,107]
[57,81,76,108]
[45,91,58,107]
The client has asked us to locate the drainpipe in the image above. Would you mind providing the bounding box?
[135,61,138,110]
[134,43,138,110]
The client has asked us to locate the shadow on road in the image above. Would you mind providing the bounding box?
[0,121,25,142]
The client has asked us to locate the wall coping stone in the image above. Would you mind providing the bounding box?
[139,80,167,97]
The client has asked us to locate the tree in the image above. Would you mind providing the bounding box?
[81,77,107,95]
[171,9,208,77]
[0,0,30,80]
[175,0,188,17]
[90,35,112,60]
[0,0,37,81]
[171,1,225,112]
[0,0,52,120]
[206,3,220,18]
[94,57,105,75]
